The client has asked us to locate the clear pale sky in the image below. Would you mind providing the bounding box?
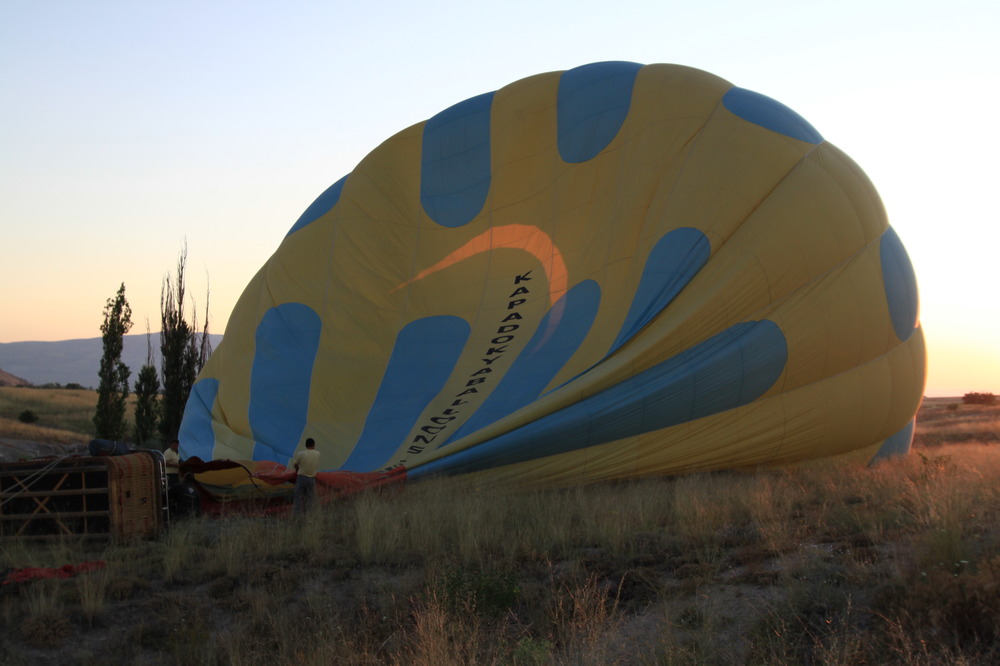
[1,1,997,397]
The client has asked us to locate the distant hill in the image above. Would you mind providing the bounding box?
[0,333,224,388]
[0,368,31,387]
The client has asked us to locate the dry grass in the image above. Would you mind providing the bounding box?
[914,397,1000,445]
[0,387,99,435]
[0,386,148,447]
[0,399,998,664]
[0,417,88,446]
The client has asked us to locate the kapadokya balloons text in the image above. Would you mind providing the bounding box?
[180,62,925,495]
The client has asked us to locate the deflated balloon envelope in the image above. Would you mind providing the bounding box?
[179,62,925,491]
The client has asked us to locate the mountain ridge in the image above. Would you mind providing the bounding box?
[0,333,224,388]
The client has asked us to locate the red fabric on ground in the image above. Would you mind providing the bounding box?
[251,464,408,497]
[2,561,106,585]
[188,461,408,516]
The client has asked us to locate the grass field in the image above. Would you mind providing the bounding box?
[0,390,998,664]
[0,386,106,445]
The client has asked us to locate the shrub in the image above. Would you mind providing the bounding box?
[20,613,72,648]
[17,409,39,424]
[962,392,997,405]
[880,556,1000,654]
[437,565,520,618]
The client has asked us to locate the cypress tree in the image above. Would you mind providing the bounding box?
[133,325,161,445]
[94,283,132,440]
[159,246,198,442]
[157,241,213,443]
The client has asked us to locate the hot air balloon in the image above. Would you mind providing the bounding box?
[179,62,924,502]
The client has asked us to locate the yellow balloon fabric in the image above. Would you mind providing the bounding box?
[179,62,925,490]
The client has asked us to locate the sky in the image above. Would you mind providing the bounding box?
[1,0,997,397]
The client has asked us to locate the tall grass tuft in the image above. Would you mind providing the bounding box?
[75,565,109,625]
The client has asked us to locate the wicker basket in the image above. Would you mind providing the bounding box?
[0,451,167,540]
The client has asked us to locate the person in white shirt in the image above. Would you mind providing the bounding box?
[290,437,321,514]
[163,439,181,485]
